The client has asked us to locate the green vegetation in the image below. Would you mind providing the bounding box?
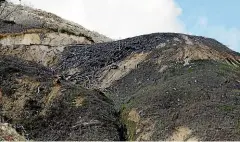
[237,119,240,133]
[232,89,240,96]
[218,105,235,112]
[121,110,137,141]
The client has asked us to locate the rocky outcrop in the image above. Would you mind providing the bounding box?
[0,44,64,67]
[0,17,101,67]
[0,2,111,43]
[0,2,112,67]
[0,19,92,46]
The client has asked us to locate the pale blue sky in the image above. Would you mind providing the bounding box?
[176,0,240,52]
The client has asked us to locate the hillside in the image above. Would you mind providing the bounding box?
[57,33,240,141]
[0,1,112,67]
[0,56,122,141]
[0,2,240,141]
[0,1,111,43]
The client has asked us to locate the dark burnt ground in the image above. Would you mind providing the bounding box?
[0,55,54,88]
[118,59,240,140]
[57,33,240,140]
[57,33,239,87]
[1,32,240,141]
[0,55,122,141]
[22,84,122,141]
[0,55,54,130]
[188,35,240,56]
[0,19,40,34]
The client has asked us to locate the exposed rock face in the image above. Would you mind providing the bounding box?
[0,32,92,46]
[0,2,111,43]
[0,44,64,67]
[0,18,104,67]
[0,2,112,67]
[1,2,240,141]
[0,18,92,46]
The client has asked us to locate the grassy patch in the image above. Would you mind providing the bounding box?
[126,120,137,140]
[187,68,193,73]
[121,109,138,141]
[219,62,239,72]
[121,104,127,111]
[237,119,240,133]
[218,105,235,112]
[232,89,240,96]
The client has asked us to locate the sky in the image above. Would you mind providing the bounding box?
[9,0,240,53]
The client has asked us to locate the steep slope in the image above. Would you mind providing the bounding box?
[119,60,240,141]
[58,33,239,90]
[0,2,111,43]
[1,2,240,140]
[0,19,64,66]
[0,56,122,141]
[0,2,112,67]
[57,33,240,141]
